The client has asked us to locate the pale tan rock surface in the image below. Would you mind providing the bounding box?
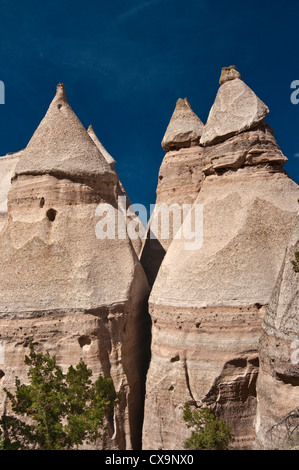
[162,98,204,152]
[87,124,116,168]
[0,85,150,450]
[143,70,299,450]
[200,67,269,146]
[149,168,299,309]
[202,123,287,175]
[140,99,206,286]
[255,235,299,449]
[15,84,114,182]
[87,124,142,256]
[0,153,21,233]
[143,166,299,449]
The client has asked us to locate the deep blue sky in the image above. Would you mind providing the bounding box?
[0,0,298,210]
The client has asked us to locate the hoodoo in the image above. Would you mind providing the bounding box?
[140,98,206,286]
[142,67,299,450]
[0,69,298,451]
[0,84,150,450]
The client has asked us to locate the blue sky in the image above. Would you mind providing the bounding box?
[0,0,298,210]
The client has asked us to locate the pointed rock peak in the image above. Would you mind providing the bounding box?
[55,83,67,101]
[176,97,191,109]
[200,67,269,146]
[162,97,204,152]
[219,65,241,85]
[14,85,116,182]
[87,125,116,167]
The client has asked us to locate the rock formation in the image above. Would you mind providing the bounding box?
[142,67,299,450]
[201,65,269,146]
[256,233,299,449]
[87,124,116,168]
[0,84,150,450]
[87,124,143,257]
[161,98,204,152]
[0,67,298,452]
[0,151,21,233]
[140,98,206,286]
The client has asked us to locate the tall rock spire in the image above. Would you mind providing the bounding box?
[143,67,299,450]
[0,84,150,450]
[140,97,206,287]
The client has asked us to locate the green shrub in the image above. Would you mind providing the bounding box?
[292,252,299,273]
[183,403,233,450]
[0,343,119,450]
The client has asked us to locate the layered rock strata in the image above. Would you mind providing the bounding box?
[140,98,206,286]
[0,152,21,233]
[256,234,299,449]
[0,84,150,450]
[143,67,299,450]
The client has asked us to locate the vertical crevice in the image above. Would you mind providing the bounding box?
[183,358,196,405]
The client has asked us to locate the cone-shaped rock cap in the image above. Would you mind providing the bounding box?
[200,66,269,146]
[14,84,116,182]
[87,125,116,168]
[162,98,204,151]
[219,65,241,85]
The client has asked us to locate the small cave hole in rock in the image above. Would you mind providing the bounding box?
[39,197,45,208]
[170,354,180,363]
[46,208,57,222]
[0,370,5,380]
[57,104,62,110]
[78,335,92,348]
